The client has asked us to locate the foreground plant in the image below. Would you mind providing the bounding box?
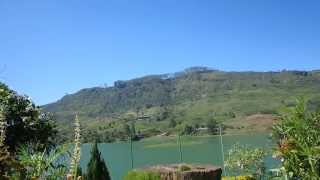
[222,176,255,180]
[0,83,57,153]
[17,144,69,179]
[273,98,320,179]
[0,107,11,177]
[225,143,266,179]
[68,114,82,180]
[0,107,20,178]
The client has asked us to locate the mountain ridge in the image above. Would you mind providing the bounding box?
[43,67,320,142]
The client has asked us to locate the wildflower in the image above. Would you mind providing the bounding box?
[69,114,81,178]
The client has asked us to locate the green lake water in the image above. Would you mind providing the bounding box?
[80,133,278,180]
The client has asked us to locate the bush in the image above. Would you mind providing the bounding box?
[273,98,320,179]
[123,170,160,180]
[225,143,266,179]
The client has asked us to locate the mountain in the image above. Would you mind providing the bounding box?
[43,67,320,142]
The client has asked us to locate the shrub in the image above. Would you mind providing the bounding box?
[273,98,320,179]
[225,143,266,179]
[17,144,69,179]
[123,170,160,180]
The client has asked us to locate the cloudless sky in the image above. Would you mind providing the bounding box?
[1,0,320,105]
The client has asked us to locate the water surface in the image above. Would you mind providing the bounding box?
[80,133,278,180]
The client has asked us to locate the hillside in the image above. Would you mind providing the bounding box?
[43,67,320,142]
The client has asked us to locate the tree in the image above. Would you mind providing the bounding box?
[85,141,111,180]
[273,98,320,179]
[182,124,194,135]
[122,123,131,137]
[207,118,218,135]
[168,118,176,128]
[0,107,20,178]
[0,82,57,152]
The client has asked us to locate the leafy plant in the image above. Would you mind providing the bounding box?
[225,143,266,179]
[273,98,320,179]
[17,144,69,179]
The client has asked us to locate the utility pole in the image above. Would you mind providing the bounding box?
[130,134,134,169]
[129,107,141,169]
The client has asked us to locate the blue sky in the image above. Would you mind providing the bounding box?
[1,0,320,105]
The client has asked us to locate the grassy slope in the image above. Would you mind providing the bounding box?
[43,68,320,142]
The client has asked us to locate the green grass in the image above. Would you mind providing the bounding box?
[123,170,160,180]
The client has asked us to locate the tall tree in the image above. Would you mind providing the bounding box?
[0,82,57,152]
[85,141,111,180]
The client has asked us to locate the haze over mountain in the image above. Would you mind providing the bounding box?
[43,67,320,142]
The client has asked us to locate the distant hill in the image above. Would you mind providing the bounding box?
[43,67,320,142]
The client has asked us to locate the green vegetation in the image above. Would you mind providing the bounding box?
[225,143,267,179]
[1,68,320,179]
[42,68,320,143]
[207,118,219,135]
[0,83,60,179]
[123,170,160,180]
[222,176,255,180]
[85,141,111,180]
[0,105,87,179]
[273,98,320,179]
[0,82,57,152]
[0,83,86,179]
[17,144,69,179]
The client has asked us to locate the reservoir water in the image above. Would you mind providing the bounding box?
[80,133,278,180]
